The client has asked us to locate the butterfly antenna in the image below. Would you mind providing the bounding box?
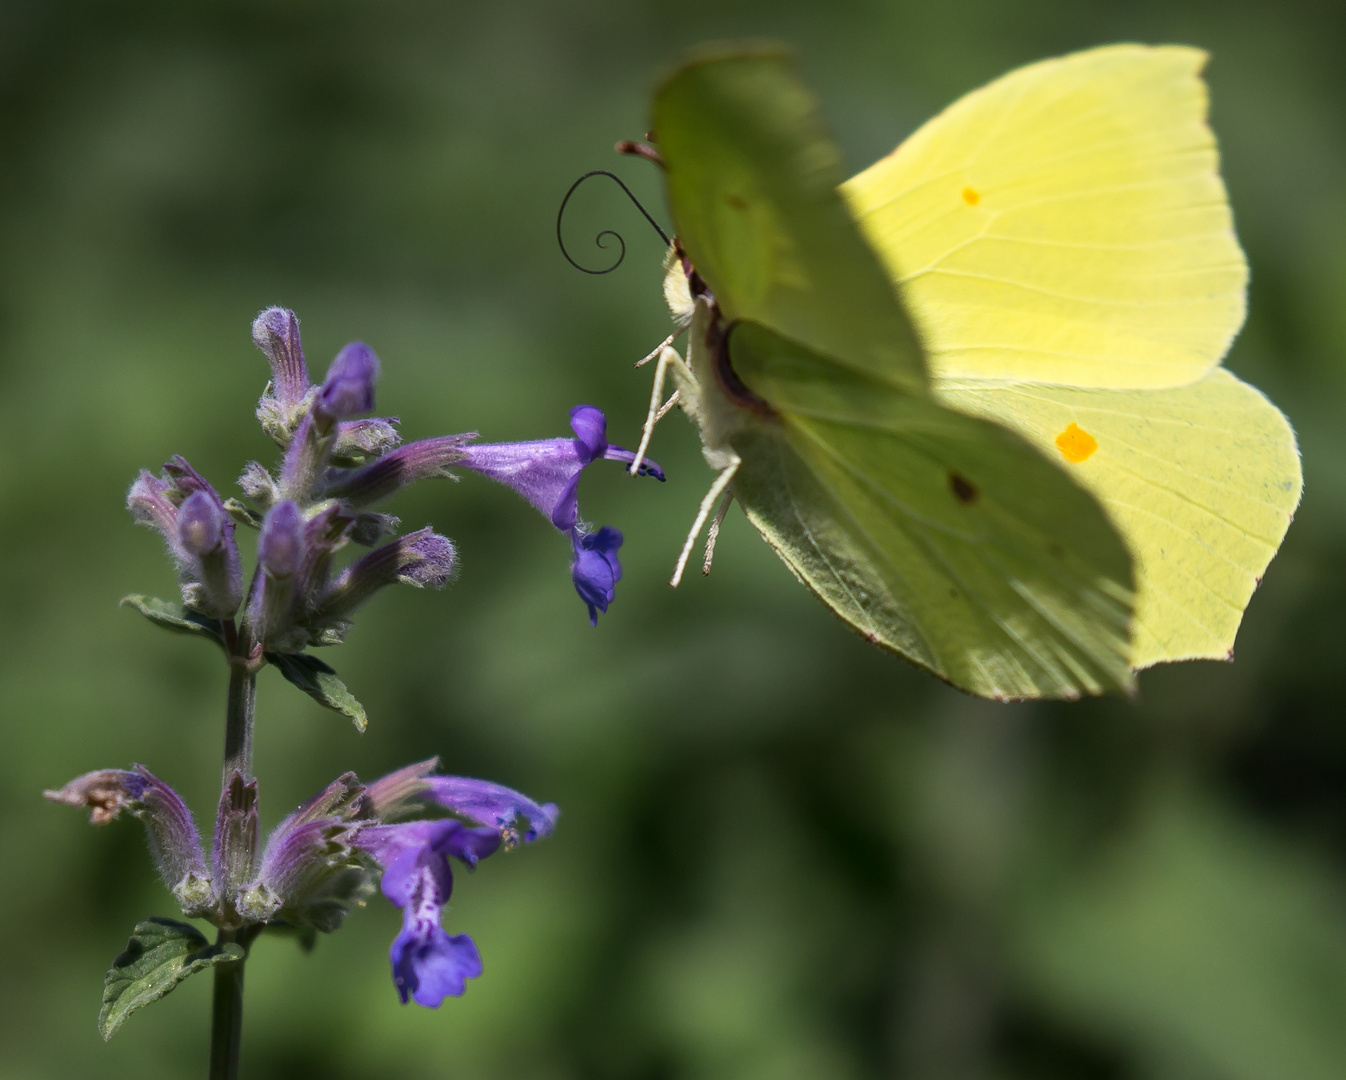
[557,170,671,275]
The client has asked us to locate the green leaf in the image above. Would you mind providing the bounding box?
[99,917,244,1041]
[120,594,225,648]
[266,651,368,732]
[653,47,925,393]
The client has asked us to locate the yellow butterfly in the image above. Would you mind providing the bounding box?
[637,44,1300,676]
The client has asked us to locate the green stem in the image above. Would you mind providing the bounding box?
[208,930,244,1080]
[222,661,256,782]
[213,619,258,1078]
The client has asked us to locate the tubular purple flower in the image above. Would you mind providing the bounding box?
[314,342,379,431]
[353,819,501,1007]
[313,527,456,625]
[363,758,439,820]
[423,776,559,847]
[44,766,211,915]
[456,406,659,624]
[322,435,474,507]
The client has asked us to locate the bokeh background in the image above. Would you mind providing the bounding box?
[2,1,1345,1078]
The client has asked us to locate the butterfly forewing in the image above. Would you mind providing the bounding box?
[654,47,926,394]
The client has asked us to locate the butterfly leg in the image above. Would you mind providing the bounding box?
[634,326,686,369]
[701,489,734,576]
[671,456,739,587]
[629,345,693,477]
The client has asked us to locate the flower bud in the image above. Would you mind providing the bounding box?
[314,342,379,430]
[211,771,259,927]
[313,527,456,626]
[322,435,473,507]
[178,492,223,555]
[253,307,312,443]
[252,501,305,648]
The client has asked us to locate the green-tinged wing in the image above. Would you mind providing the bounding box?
[936,370,1302,667]
[728,322,1135,699]
[653,47,925,392]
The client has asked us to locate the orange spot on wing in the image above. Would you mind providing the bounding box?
[962,187,980,205]
[1055,423,1098,464]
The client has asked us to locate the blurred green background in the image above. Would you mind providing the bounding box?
[2,1,1344,1078]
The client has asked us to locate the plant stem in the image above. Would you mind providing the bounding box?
[213,617,258,1078]
[208,929,244,1080]
[222,661,256,782]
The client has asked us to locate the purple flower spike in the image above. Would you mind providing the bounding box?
[44,766,211,915]
[423,776,559,847]
[315,342,380,428]
[572,526,622,627]
[457,406,659,624]
[354,819,501,1007]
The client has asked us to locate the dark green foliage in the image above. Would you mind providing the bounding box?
[100,918,244,1041]
[265,652,369,732]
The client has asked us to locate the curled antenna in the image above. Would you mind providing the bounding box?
[557,170,670,275]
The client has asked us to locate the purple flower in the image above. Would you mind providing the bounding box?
[423,776,559,847]
[349,765,556,1006]
[253,307,314,442]
[44,766,212,915]
[354,819,501,1006]
[457,405,663,624]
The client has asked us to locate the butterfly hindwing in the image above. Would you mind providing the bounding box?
[726,321,1136,699]
[936,370,1301,667]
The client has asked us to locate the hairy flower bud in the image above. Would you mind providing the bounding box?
[314,342,379,431]
[212,772,260,928]
[332,417,402,463]
[244,773,372,932]
[312,528,456,627]
[252,501,305,649]
[322,435,474,507]
[253,307,313,443]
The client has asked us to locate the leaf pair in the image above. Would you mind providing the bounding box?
[650,44,1300,699]
[121,595,368,730]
